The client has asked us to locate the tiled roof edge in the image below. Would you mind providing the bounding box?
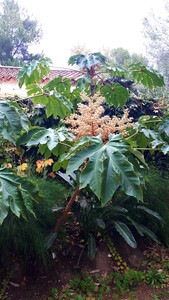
[0,66,83,82]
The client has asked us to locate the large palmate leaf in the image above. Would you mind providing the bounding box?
[18,127,59,150]
[101,83,129,107]
[26,92,72,120]
[42,76,80,117]
[17,126,73,158]
[0,168,40,224]
[18,57,51,88]
[44,76,71,94]
[158,114,169,136]
[19,59,75,119]
[66,135,143,205]
[125,114,169,155]
[26,76,75,119]
[68,53,107,69]
[129,64,165,89]
[66,140,103,173]
[53,135,102,171]
[0,100,29,143]
[44,94,72,119]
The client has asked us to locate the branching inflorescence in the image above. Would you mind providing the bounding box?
[64,93,134,142]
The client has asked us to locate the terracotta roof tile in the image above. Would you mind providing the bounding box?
[0,66,82,82]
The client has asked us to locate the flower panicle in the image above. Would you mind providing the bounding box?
[64,93,134,142]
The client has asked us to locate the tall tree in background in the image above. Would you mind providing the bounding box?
[103,47,148,67]
[0,0,43,66]
[71,44,148,68]
[143,0,169,88]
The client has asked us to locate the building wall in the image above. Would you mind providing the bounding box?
[0,80,27,97]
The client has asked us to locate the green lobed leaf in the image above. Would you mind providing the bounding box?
[67,143,103,176]
[26,84,43,96]
[67,135,143,204]
[158,115,169,136]
[44,76,71,95]
[108,151,143,201]
[0,100,29,143]
[0,168,40,224]
[76,76,91,90]
[106,66,125,77]
[18,126,70,151]
[18,57,51,88]
[79,146,119,204]
[129,64,165,89]
[31,94,49,106]
[161,143,169,155]
[47,94,72,119]
[0,184,9,224]
[68,54,86,67]
[68,53,106,69]
[101,83,129,107]
[38,144,51,158]
[65,136,102,172]
[128,147,148,167]
[136,132,148,149]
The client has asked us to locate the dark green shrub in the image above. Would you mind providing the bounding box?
[0,213,47,268]
[0,176,71,268]
[72,187,162,258]
[142,167,169,246]
[32,176,71,228]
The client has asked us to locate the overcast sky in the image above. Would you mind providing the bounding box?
[16,0,166,67]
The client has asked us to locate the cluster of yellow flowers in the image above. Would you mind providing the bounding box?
[64,93,134,142]
[36,158,54,173]
[17,162,28,176]
[4,161,29,176]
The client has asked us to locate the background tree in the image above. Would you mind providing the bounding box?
[102,47,148,68]
[0,0,43,66]
[143,0,169,88]
[71,45,148,69]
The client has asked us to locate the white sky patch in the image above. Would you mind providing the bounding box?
[14,0,166,67]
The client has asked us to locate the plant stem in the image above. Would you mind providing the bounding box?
[59,142,72,148]
[12,93,44,102]
[75,242,87,268]
[54,186,80,233]
[140,120,160,123]
[135,147,161,150]
[125,131,139,140]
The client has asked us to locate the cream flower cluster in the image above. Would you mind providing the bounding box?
[64,93,134,142]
